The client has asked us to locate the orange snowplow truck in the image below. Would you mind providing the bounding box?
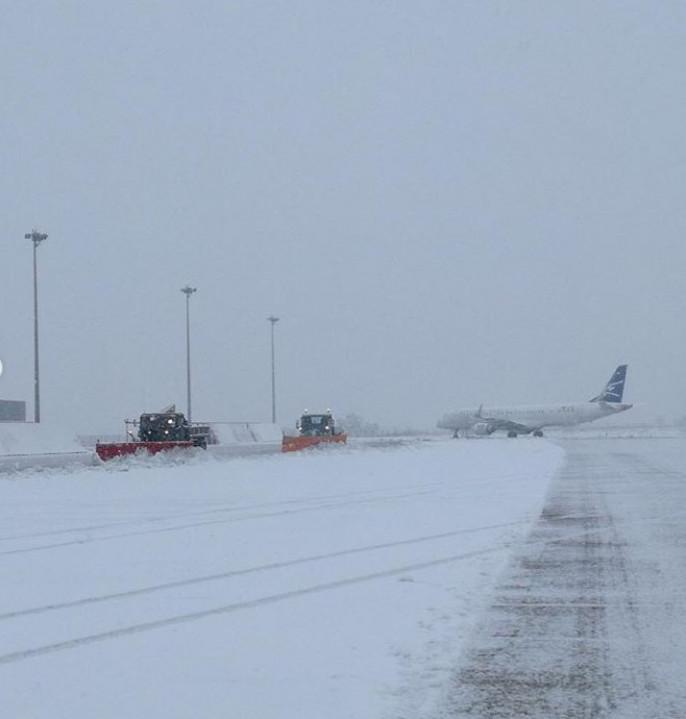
[282,410,347,452]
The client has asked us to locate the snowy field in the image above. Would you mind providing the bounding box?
[0,439,562,718]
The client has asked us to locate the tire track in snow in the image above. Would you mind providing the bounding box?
[0,489,435,557]
[0,519,530,621]
[0,467,528,547]
[0,545,510,666]
[0,520,624,665]
[0,483,445,544]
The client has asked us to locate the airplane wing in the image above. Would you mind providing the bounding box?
[469,414,535,436]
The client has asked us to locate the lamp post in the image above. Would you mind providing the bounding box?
[180,286,197,421]
[267,316,279,423]
[24,230,48,423]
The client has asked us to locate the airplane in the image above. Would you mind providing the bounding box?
[437,365,632,438]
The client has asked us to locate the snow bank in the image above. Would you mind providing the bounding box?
[0,421,283,472]
[0,422,83,455]
[0,422,94,472]
[207,421,282,458]
[210,421,282,444]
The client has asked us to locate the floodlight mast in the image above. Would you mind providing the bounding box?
[267,316,279,423]
[181,286,197,421]
[24,230,48,423]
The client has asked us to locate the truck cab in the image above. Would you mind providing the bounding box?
[138,412,190,442]
[297,411,337,437]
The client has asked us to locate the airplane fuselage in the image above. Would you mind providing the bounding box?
[438,401,632,435]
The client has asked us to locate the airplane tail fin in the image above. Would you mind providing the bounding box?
[590,364,628,403]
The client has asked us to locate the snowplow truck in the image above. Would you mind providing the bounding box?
[95,411,210,461]
[282,411,347,452]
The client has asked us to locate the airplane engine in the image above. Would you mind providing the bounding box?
[472,421,496,436]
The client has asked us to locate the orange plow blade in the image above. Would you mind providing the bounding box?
[282,434,347,453]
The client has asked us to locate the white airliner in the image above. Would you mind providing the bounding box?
[437,365,631,438]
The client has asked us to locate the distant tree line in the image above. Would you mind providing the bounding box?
[340,413,434,437]
[340,413,381,437]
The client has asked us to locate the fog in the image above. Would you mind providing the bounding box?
[1,2,684,433]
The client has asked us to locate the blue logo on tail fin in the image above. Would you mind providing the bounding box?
[590,365,627,403]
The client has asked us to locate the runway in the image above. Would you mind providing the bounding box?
[440,437,686,718]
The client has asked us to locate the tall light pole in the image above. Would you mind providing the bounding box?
[181,286,197,421]
[24,230,48,423]
[267,316,279,423]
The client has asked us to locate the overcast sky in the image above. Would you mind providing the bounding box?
[1,1,685,432]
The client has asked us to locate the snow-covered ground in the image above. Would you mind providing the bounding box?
[545,424,686,440]
[0,439,562,718]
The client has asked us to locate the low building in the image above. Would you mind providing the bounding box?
[0,400,27,422]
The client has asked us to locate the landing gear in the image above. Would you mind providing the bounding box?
[533,430,544,438]
[507,430,517,438]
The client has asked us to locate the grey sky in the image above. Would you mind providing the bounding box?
[1,1,685,431]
